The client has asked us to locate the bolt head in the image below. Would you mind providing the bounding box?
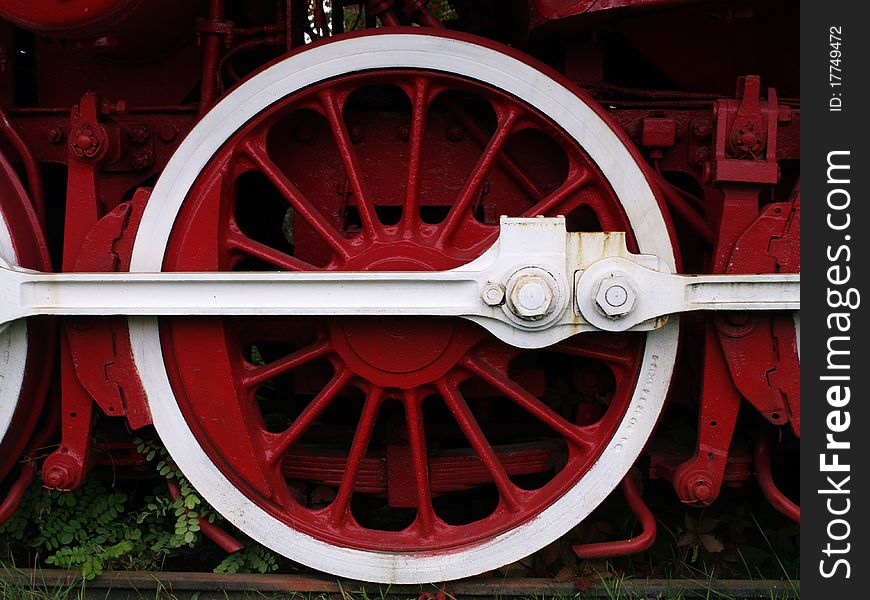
[47,127,64,144]
[481,282,505,306]
[693,480,713,502]
[129,147,153,171]
[604,284,628,307]
[594,274,637,318]
[446,123,464,142]
[158,123,178,143]
[508,275,554,320]
[692,119,712,139]
[128,124,150,145]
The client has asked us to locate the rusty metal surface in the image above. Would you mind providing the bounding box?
[0,569,800,599]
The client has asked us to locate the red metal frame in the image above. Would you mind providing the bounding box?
[0,0,800,565]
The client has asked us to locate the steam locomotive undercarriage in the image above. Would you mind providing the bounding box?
[0,0,799,584]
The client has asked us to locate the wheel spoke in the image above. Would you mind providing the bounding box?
[403,389,435,535]
[242,139,352,261]
[241,338,333,390]
[225,229,315,272]
[523,167,593,216]
[438,107,521,241]
[330,386,384,525]
[438,380,520,510]
[266,367,353,464]
[442,97,547,203]
[401,78,432,233]
[319,89,382,239]
[578,192,628,230]
[463,356,594,451]
[551,335,635,369]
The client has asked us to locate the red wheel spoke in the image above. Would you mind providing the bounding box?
[242,140,352,261]
[403,390,436,535]
[319,89,382,239]
[225,229,314,272]
[241,338,333,390]
[330,386,385,525]
[442,98,547,203]
[266,367,353,464]
[523,167,593,216]
[463,357,594,452]
[401,78,432,233]
[438,381,520,510]
[578,192,628,230]
[438,107,522,241]
[552,336,634,369]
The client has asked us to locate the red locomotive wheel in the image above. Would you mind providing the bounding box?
[129,31,680,583]
[0,152,52,481]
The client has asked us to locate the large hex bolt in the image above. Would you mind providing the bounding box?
[507,273,555,321]
[594,274,638,319]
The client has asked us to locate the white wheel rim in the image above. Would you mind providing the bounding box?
[0,208,29,451]
[129,33,680,584]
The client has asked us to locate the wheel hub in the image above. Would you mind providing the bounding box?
[332,318,467,382]
[332,249,479,385]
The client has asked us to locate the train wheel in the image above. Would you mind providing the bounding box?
[0,152,51,480]
[129,31,679,583]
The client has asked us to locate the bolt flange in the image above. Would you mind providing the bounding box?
[505,268,559,322]
[594,273,638,318]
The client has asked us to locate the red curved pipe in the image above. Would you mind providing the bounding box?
[0,391,61,526]
[413,6,446,28]
[754,432,800,522]
[166,479,245,553]
[0,103,45,230]
[573,475,656,559]
[0,462,36,525]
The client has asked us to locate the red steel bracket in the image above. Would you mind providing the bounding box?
[709,75,779,185]
[68,190,151,430]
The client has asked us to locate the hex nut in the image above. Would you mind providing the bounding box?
[508,275,554,320]
[594,274,638,318]
[481,282,506,306]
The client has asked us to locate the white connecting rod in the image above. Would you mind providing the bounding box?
[0,218,800,348]
[574,256,800,333]
[1,267,483,320]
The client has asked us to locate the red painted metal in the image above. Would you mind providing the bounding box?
[165,480,245,553]
[754,431,799,523]
[0,388,60,526]
[572,474,656,559]
[69,192,151,429]
[158,59,651,551]
[0,461,35,525]
[0,0,202,58]
[0,103,44,228]
[0,150,52,484]
[0,0,800,568]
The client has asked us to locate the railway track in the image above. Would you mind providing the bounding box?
[0,570,799,600]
